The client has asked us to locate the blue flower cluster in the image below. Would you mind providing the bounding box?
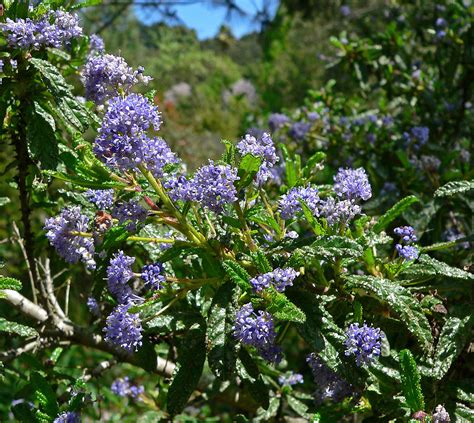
[333,167,372,201]
[53,411,80,423]
[94,94,178,177]
[1,10,82,50]
[250,268,299,293]
[82,54,151,104]
[233,303,282,363]
[318,197,361,226]
[268,113,291,132]
[168,161,239,212]
[394,225,419,261]
[88,34,105,55]
[278,185,319,220]
[306,353,352,403]
[112,200,147,231]
[87,297,101,317]
[278,372,304,386]
[107,251,135,304]
[44,207,96,270]
[85,189,114,209]
[237,132,278,185]
[403,126,429,149]
[111,377,144,399]
[141,263,166,291]
[103,303,143,353]
[344,323,382,366]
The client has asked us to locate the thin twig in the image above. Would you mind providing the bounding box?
[12,222,37,304]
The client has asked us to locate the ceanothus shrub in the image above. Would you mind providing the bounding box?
[0,1,472,422]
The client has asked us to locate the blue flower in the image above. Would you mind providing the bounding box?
[344,323,382,366]
[333,167,372,201]
[394,226,417,244]
[233,303,281,363]
[278,185,319,220]
[396,244,419,261]
[268,113,290,132]
[141,263,166,291]
[53,411,81,423]
[112,200,147,231]
[278,372,304,386]
[250,268,299,293]
[107,251,135,303]
[111,377,144,399]
[85,189,114,209]
[103,303,143,353]
[44,207,95,269]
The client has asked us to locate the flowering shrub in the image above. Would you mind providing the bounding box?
[0,1,472,422]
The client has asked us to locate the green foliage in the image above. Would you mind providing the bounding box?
[0,317,38,337]
[0,276,23,290]
[399,350,425,413]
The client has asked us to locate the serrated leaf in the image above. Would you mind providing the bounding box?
[27,102,59,170]
[431,312,474,380]
[287,395,311,419]
[399,350,425,412]
[237,349,269,409]
[0,318,38,337]
[246,206,281,235]
[237,154,262,188]
[207,282,239,379]
[31,372,59,418]
[222,260,251,290]
[300,200,325,235]
[455,403,474,421]
[0,276,22,290]
[344,275,432,350]
[167,328,206,415]
[400,255,474,281]
[250,250,272,273]
[266,288,306,323]
[434,180,473,198]
[373,195,419,233]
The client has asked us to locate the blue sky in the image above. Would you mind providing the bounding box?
[135,0,278,40]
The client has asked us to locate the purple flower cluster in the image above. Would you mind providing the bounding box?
[103,303,143,353]
[432,405,451,423]
[44,207,95,269]
[289,121,311,140]
[141,263,166,291]
[1,11,82,50]
[306,353,352,403]
[268,113,290,132]
[82,54,151,104]
[394,225,419,260]
[168,161,239,212]
[278,185,319,220]
[85,189,114,209]
[250,268,299,293]
[112,200,147,231]
[334,167,372,201]
[107,251,135,303]
[88,34,105,55]
[53,411,81,423]
[87,297,101,317]
[396,244,419,261]
[403,126,429,149]
[94,94,178,176]
[237,133,278,185]
[111,377,144,399]
[318,197,361,226]
[394,226,417,243]
[233,303,282,363]
[344,323,382,366]
[278,372,304,386]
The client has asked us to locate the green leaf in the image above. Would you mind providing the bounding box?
[207,282,239,379]
[287,395,311,419]
[300,200,325,235]
[250,249,272,273]
[237,154,262,188]
[455,403,474,421]
[0,318,38,337]
[302,151,326,178]
[344,275,432,350]
[266,288,306,323]
[167,328,206,415]
[31,371,59,418]
[400,255,474,281]
[0,276,22,290]
[222,139,236,165]
[99,225,130,253]
[399,350,425,412]
[30,58,73,97]
[434,180,473,198]
[0,197,10,207]
[237,348,269,409]
[246,206,281,235]
[69,0,102,10]
[27,102,59,170]
[298,236,363,261]
[222,260,251,290]
[431,312,474,380]
[373,195,420,233]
